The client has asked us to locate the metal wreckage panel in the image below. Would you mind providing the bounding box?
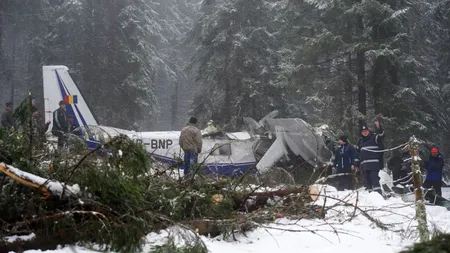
[260,118,333,168]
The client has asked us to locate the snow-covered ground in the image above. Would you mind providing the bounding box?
[10,187,450,253]
[443,187,450,199]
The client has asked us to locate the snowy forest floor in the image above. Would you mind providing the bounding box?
[6,187,450,253]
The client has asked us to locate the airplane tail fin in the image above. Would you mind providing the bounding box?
[43,66,98,131]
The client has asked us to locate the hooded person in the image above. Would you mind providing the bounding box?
[202,120,218,136]
[179,116,202,176]
[355,120,385,194]
[332,135,357,190]
[423,146,444,196]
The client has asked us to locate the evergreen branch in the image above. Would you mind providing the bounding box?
[10,211,108,233]
[63,135,123,185]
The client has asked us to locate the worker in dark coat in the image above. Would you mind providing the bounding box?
[51,100,68,148]
[332,135,357,190]
[30,106,51,149]
[423,147,444,196]
[1,102,16,130]
[355,120,385,194]
[67,114,81,136]
[31,106,51,137]
[388,146,414,187]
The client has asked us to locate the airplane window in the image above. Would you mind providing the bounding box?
[211,143,231,156]
[77,126,90,140]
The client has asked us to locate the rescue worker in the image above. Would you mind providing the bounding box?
[1,102,16,129]
[179,116,202,176]
[423,147,444,196]
[355,120,385,194]
[67,114,81,136]
[389,146,413,187]
[203,120,218,134]
[332,135,357,190]
[31,106,51,146]
[51,100,68,148]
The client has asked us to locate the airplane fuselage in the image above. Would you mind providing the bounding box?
[42,65,332,177]
[72,125,258,176]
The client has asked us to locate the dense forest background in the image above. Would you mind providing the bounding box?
[1,0,449,158]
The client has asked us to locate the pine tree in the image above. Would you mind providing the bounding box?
[186,0,286,129]
[279,0,444,146]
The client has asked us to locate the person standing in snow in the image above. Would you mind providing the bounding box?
[31,106,51,149]
[51,100,68,149]
[31,106,51,137]
[1,102,16,130]
[332,135,357,190]
[423,147,444,196]
[355,120,385,194]
[388,146,414,187]
[179,116,203,176]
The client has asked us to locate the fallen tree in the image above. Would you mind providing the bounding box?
[0,126,325,253]
[0,161,322,252]
[0,163,80,200]
[0,96,332,252]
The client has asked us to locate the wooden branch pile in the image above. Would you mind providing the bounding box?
[0,162,325,251]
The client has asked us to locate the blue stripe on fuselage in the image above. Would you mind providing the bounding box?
[83,140,255,176]
[150,153,256,176]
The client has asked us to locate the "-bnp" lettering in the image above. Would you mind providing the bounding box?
[150,139,173,149]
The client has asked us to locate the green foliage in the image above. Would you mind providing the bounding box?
[0,107,41,174]
[0,102,46,224]
[0,130,156,252]
[274,0,450,153]
[398,233,450,253]
[26,0,160,129]
[12,94,32,129]
[0,129,241,252]
[150,236,207,253]
[146,176,236,221]
[186,0,286,129]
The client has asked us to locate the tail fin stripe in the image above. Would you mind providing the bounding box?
[55,70,88,128]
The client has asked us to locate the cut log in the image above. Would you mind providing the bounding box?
[232,186,312,212]
[238,186,310,199]
[0,163,80,199]
[0,163,50,199]
[309,185,320,201]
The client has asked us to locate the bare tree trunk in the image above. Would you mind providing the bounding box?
[28,93,33,161]
[409,135,429,242]
[171,81,179,128]
[356,15,366,116]
[10,29,16,104]
[0,6,13,98]
[372,58,383,115]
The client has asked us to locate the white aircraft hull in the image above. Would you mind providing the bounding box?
[42,65,332,176]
